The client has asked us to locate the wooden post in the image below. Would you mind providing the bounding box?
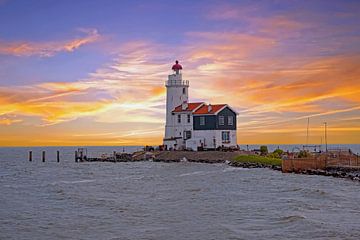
[29,151,32,162]
[42,151,45,162]
[57,151,60,162]
[113,151,116,161]
[75,150,78,162]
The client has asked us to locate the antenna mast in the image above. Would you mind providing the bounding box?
[306,117,310,145]
[324,122,328,152]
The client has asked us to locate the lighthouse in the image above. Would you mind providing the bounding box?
[163,61,189,149]
[163,60,238,151]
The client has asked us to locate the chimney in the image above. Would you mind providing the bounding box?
[182,101,188,110]
[208,104,212,112]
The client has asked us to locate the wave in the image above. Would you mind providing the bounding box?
[52,179,96,185]
[276,215,306,224]
[179,170,219,177]
[223,167,250,172]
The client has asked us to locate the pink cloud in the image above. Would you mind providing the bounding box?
[0,28,100,57]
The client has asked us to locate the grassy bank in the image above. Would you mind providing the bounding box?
[233,155,282,166]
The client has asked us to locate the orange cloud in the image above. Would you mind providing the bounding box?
[0,116,22,125]
[0,29,100,57]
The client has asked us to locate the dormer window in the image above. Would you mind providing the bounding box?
[200,116,205,126]
[219,116,225,125]
[228,116,233,125]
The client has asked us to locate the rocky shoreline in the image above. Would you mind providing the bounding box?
[83,151,360,182]
[297,168,360,181]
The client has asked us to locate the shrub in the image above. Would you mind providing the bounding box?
[260,145,268,155]
[298,150,310,158]
[269,149,284,158]
[273,149,283,155]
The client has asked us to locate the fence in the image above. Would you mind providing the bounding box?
[282,150,360,173]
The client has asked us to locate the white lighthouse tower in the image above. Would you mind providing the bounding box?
[163,60,189,149]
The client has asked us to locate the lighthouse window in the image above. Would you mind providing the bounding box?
[187,114,191,123]
[183,88,186,94]
[200,116,205,126]
[177,114,181,123]
[219,116,225,125]
[228,116,233,125]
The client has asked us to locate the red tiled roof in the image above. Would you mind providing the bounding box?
[172,102,204,112]
[193,104,227,115]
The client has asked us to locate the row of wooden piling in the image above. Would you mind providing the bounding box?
[28,150,60,162]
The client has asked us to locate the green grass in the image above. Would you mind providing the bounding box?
[232,155,282,166]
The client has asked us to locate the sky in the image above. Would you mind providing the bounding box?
[0,0,359,146]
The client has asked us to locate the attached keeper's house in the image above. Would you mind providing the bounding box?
[163,61,238,151]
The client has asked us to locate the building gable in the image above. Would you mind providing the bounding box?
[193,106,236,130]
[216,107,237,130]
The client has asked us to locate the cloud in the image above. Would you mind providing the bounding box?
[0,28,100,57]
[0,115,22,125]
[0,41,169,126]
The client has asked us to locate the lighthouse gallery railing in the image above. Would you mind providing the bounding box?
[166,80,189,86]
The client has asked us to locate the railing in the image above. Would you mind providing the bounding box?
[325,152,359,168]
[282,151,360,172]
[166,80,189,86]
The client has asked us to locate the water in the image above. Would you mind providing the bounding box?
[1,146,360,239]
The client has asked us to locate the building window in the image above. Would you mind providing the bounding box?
[228,116,233,125]
[183,87,186,94]
[222,131,230,143]
[200,116,205,126]
[219,116,225,125]
[184,131,191,140]
[177,114,181,123]
[187,114,191,123]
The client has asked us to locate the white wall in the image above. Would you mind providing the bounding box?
[193,130,216,149]
[215,130,237,148]
[164,73,189,142]
[192,129,237,149]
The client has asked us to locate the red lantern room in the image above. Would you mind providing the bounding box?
[172,60,182,74]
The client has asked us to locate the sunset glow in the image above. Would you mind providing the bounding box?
[0,0,359,146]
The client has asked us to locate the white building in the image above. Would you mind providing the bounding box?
[163,61,238,151]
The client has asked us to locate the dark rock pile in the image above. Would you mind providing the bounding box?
[115,153,133,162]
[229,161,282,171]
[298,168,360,181]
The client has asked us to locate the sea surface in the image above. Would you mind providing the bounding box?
[1,145,360,239]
